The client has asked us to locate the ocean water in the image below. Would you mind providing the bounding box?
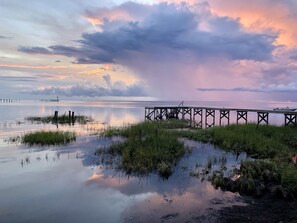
[0,99,296,223]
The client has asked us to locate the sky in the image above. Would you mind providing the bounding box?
[1,0,297,102]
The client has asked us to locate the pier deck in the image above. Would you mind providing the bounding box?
[145,106,297,128]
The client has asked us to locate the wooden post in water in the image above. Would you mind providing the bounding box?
[54,111,58,122]
[71,111,75,123]
[69,111,71,120]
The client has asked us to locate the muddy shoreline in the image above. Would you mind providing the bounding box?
[217,198,297,223]
[156,197,297,223]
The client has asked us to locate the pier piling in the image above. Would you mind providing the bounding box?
[54,111,58,121]
[205,109,215,128]
[219,110,230,126]
[285,113,296,126]
[258,112,269,125]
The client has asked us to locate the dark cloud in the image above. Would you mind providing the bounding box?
[206,16,241,34]
[19,3,276,63]
[18,46,52,54]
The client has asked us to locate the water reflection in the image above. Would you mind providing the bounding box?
[0,101,144,139]
[2,100,292,222]
[83,140,247,222]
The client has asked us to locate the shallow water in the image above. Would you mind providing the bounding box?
[0,100,296,222]
[0,136,247,223]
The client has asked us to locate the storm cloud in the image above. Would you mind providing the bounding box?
[19,3,276,63]
[18,46,52,55]
[14,1,297,101]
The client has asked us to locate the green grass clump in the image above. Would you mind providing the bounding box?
[22,130,76,146]
[180,124,297,159]
[211,159,297,198]
[97,120,188,178]
[26,114,93,125]
[279,163,297,197]
[102,119,190,138]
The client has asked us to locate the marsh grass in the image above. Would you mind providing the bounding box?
[96,120,189,178]
[190,153,229,183]
[179,124,297,159]
[97,120,297,198]
[101,119,190,138]
[22,130,76,146]
[179,124,297,198]
[26,114,93,125]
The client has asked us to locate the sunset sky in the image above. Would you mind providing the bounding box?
[1,0,297,101]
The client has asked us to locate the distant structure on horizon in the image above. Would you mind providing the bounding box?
[40,96,59,102]
[0,99,20,103]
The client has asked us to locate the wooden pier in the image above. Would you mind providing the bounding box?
[145,106,297,128]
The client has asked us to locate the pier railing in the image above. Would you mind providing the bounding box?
[145,106,297,128]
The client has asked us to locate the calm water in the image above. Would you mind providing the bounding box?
[0,100,296,223]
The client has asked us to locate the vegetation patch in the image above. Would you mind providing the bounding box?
[26,114,93,125]
[96,120,190,178]
[179,124,297,159]
[22,130,76,146]
[180,124,297,199]
[97,121,297,199]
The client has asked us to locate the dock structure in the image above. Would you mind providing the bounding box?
[144,106,297,128]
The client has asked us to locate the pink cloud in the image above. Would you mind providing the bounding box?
[208,0,297,47]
